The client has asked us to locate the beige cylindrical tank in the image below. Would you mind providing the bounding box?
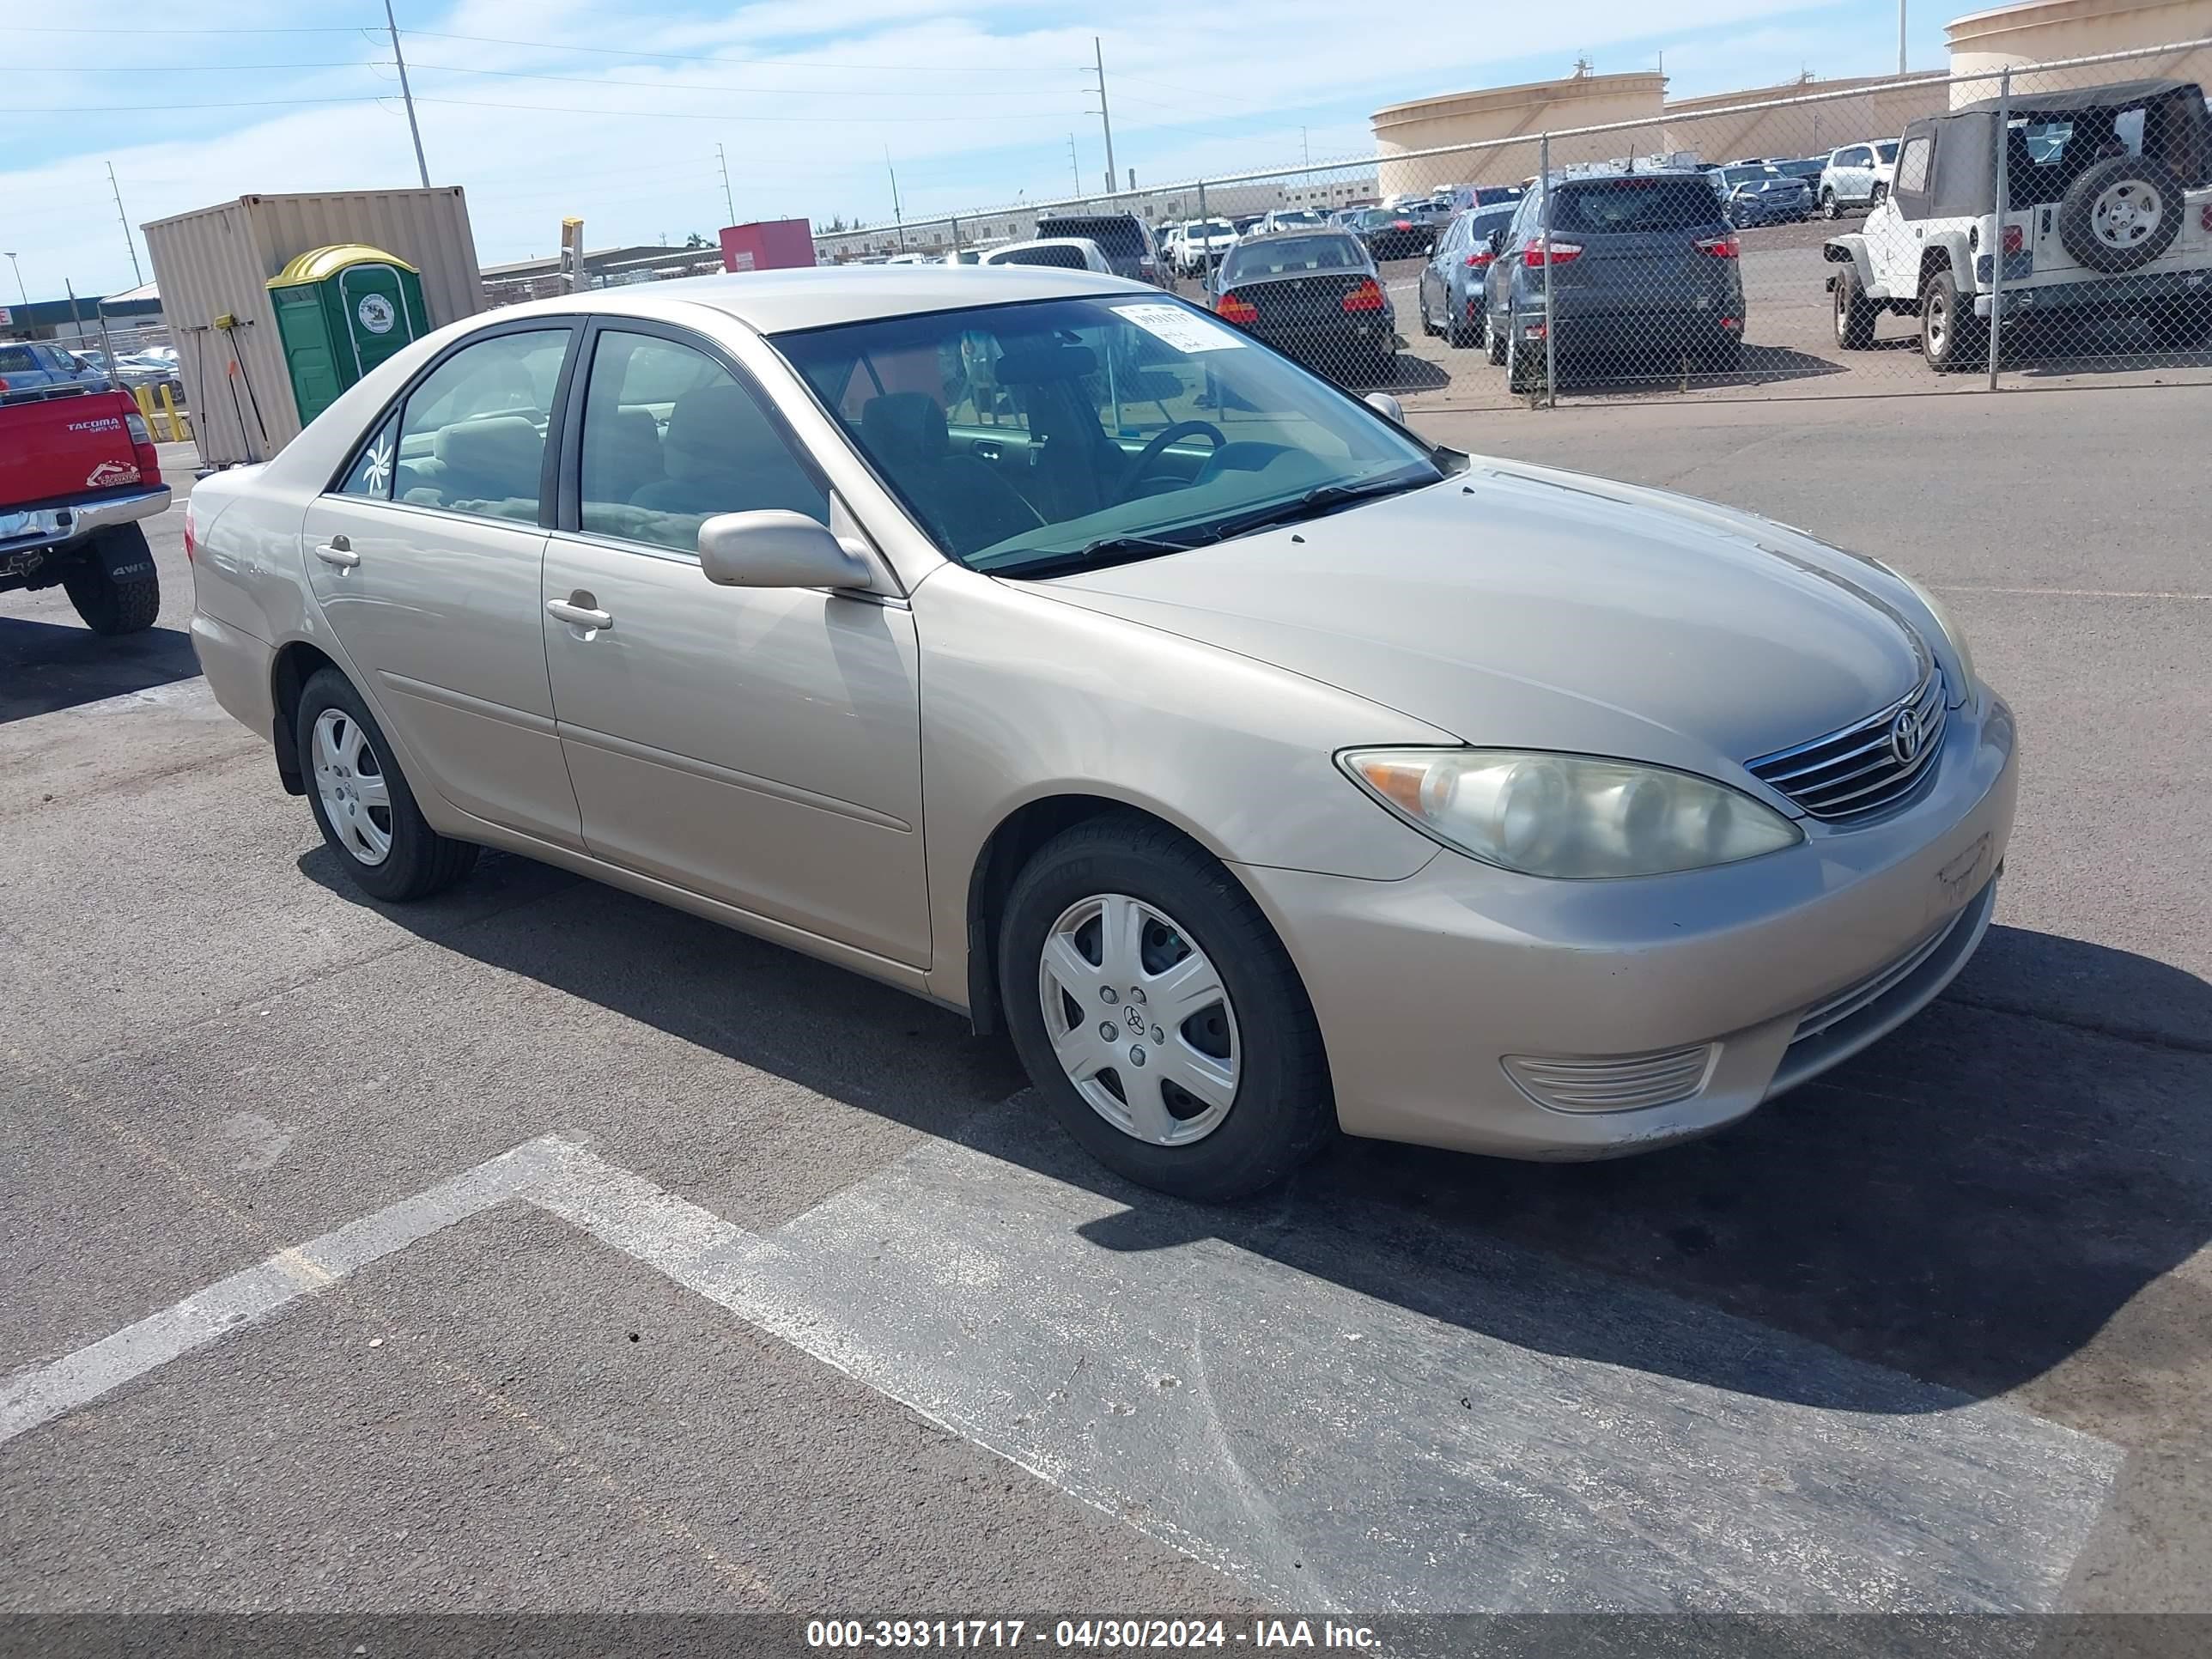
[1371,72,1667,198]
[1660,74,1950,165]
[1948,0,2212,105]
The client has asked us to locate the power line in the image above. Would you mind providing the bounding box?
[406,93,1048,125]
[399,28,1080,74]
[398,58,1089,101]
[0,21,376,32]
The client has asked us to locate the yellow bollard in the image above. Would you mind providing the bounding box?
[155,382,189,443]
[132,383,156,427]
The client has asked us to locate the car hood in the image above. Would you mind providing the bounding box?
[1030,460,1930,781]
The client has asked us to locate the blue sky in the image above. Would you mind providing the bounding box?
[2,0,1960,297]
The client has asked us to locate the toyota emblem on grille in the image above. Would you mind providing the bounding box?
[1889,704,1928,765]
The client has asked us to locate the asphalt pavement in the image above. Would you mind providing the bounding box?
[3,396,2209,1631]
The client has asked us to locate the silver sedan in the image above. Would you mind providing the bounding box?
[187,266,2014,1199]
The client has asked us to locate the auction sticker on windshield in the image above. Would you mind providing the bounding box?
[1113,303,1245,352]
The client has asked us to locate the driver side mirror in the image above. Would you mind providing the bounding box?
[697,511,876,591]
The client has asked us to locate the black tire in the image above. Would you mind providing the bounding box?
[1920,266,1986,373]
[1445,295,1479,349]
[1505,317,1545,393]
[295,668,479,903]
[1869,181,1887,210]
[60,526,160,635]
[997,814,1335,1201]
[1833,264,1877,349]
[2154,297,2212,349]
[1703,332,1745,374]
[1487,308,1509,364]
[1821,188,1840,221]
[2057,155,2184,274]
[1416,284,1437,337]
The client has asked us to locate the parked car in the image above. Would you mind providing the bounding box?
[184,264,2009,1200]
[978,237,1115,274]
[112,352,189,399]
[0,339,106,396]
[1770,156,1829,196]
[1206,229,1396,380]
[1818,141,1900,217]
[1176,218,1239,276]
[1255,209,1329,235]
[1346,204,1435,259]
[1416,203,1519,347]
[1486,170,1746,390]
[1033,212,1164,285]
[1711,165,1813,226]
[1434,183,1526,212]
[1,381,167,635]
[1825,77,2212,371]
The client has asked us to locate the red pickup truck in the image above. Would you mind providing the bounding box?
[0,380,170,635]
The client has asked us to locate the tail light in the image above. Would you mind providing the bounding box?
[1695,234,1741,258]
[183,499,198,563]
[1342,277,1386,313]
[1216,290,1259,325]
[123,406,162,483]
[2002,224,2025,254]
[1392,219,1413,232]
[1522,235,1582,267]
[1463,250,1493,269]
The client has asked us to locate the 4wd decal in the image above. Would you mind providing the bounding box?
[86,460,143,489]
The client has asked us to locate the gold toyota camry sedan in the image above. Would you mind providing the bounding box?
[187,266,2014,1199]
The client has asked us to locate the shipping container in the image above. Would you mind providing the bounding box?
[142,188,485,467]
[719,219,817,273]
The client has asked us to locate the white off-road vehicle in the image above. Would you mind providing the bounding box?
[1823,78,2212,372]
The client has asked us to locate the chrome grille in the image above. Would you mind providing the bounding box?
[1746,673,1947,822]
[1502,1043,1716,1114]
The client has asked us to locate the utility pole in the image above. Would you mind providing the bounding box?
[1091,38,1118,197]
[1069,135,1083,198]
[1302,127,1311,169]
[1898,0,1907,76]
[384,0,431,188]
[716,143,737,226]
[105,163,143,287]
[885,149,905,250]
[3,252,26,307]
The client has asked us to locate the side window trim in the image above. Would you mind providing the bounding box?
[556,315,833,546]
[322,314,582,507]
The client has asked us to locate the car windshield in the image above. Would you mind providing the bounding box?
[1221,234,1365,279]
[773,295,1441,576]
[1720,166,1773,185]
[1553,177,1724,233]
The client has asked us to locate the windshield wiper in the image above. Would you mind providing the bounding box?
[1192,472,1434,544]
[990,532,1201,580]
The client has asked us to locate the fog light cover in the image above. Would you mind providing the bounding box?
[1503,1043,1717,1113]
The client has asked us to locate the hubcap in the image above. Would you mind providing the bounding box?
[1928,293,1948,352]
[2093,182,2161,248]
[311,708,393,866]
[1036,893,1239,1147]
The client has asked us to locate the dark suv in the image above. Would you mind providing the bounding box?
[1032,213,1164,286]
[1483,170,1746,390]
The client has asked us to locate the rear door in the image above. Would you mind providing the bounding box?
[301,319,586,848]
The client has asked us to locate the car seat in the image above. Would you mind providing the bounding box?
[858,392,1043,554]
[631,384,824,520]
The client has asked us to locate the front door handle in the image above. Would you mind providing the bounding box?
[313,535,359,568]
[546,597,613,631]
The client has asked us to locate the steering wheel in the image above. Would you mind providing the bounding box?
[1115,421,1226,501]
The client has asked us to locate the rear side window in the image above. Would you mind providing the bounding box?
[1554,179,1722,234]
[1224,235,1365,279]
[337,411,400,499]
[392,328,570,521]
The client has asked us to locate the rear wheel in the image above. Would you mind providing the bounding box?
[295,669,480,902]
[61,526,159,635]
[1416,283,1437,337]
[1920,267,1986,373]
[1506,315,1546,393]
[1487,307,1509,364]
[2153,297,2212,349]
[1703,333,1745,374]
[1445,292,1480,349]
[998,815,1335,1200]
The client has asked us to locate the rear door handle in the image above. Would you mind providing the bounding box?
[546,598,613,631]
[313,535,359,568]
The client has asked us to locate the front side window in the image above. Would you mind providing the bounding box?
[393,328,569,521]
[1877,142,1899,163]
[774,295,1440,575]
[577,331,826,552]
[1896,135,1934,197]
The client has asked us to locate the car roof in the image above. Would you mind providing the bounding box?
[481,264,1146,334]
[1954,76,2196,116]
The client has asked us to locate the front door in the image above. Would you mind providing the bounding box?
[540,324,929,966]
[302,322,585,848]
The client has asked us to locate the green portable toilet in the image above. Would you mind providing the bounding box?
[266,244,428,427]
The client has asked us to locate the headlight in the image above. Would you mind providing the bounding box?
[1878,564,1977,699]
[1341,749,1802,878]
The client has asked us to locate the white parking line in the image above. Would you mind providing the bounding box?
[0,1121,2123,1612]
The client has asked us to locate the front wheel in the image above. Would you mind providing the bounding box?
[1869,182,1888,210]
[1821,189,1840,221]
[998,815,1335,1200]
[295,669,480,902]
[61,526,160,635]
[1834,265,1877,349]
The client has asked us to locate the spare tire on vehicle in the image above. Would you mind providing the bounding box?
[2058,155,2185,273]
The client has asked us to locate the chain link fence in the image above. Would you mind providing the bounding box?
[827,36,2210,410]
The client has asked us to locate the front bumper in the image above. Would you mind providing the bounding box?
[1236,691,2018,1159]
